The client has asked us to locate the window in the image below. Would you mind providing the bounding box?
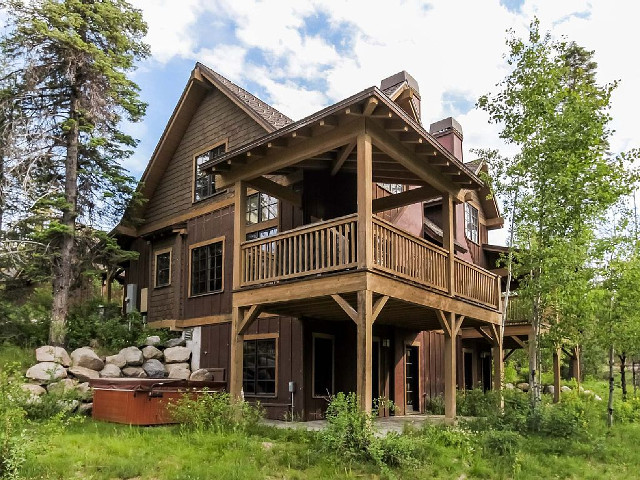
[190,240,223,296]
[194,143,226,202]
[246,227,278,241]
[465,203,479,243]
[154,249,171,287]
[313,334,334,398]
[378,183,403,195]
[246,192,278,225]
[243,337,277,396]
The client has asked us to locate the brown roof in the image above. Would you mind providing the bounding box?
[197,63,293,130]
[464,159,483,174]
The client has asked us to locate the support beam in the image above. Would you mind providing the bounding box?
[357,290,373,412]
[245,176,302,207]
[442,193,455,295]
[553,347,561,403]
[238,304,263,335]
[438,310,463,422]
[510,335,527,349]
[363,97,379,116]
[229,306,243,399]
[357,133,373,269]
[233,182,247,290]
[372,295,389,323]
[331,140,356,176]
[372,185,441,213]
[504,348,517,362]
[331,294,358,323]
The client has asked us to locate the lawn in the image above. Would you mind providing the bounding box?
[18,415,638,479]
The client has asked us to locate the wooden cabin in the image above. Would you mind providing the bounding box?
[117,64,509,421]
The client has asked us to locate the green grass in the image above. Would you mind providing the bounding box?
[0,343,34,372]
[16,417,640,479]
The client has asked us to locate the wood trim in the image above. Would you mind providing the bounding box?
[245,176,301,207]
[192,138,229,204]
[312,333,335,398]
[245,218,278,235]
[243,332,279,340]
[153,247,172,288]
[187,236,226,298]
[139,196,234,236]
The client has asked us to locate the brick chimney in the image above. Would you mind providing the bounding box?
[429,117,463,161]
[380,71,421,121]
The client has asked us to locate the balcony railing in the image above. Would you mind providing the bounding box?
[239,215,500,310]
[372,217,448,292]
[241,214,358,286]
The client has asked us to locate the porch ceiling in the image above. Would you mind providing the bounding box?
[203,89,483,196]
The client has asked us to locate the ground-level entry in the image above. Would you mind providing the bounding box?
[405,345,420,413]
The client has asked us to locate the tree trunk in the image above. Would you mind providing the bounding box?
[607,344,615,428]
[633,361,637,398]
[50,89,79,346]
[620,353,627,400]
[529,295,541,406]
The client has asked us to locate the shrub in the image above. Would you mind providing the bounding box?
[168,390,262,433]
[457,388,501,417]
[424,394,445,414]
[0,364,28,479]
[0,287,51,347]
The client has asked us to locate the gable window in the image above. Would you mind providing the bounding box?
[190,239,224,296]
[194,143,226,202]
[378,183,403,195]
[243,337,277,397]
[312,334,334,398]
[465,203,479,244]
[154,249,171,288]
[246,192,278,225]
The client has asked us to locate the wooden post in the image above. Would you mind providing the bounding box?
[356,289,373,412]
[439,311,461,422]
[230,181,247,399]
[553,347,561,403]
[357,133,373,269]
[442,193,455,295]
[229,306,243,398]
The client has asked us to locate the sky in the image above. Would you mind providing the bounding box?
[125,0,640,244]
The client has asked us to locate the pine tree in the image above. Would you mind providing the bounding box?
[0,0,149,344]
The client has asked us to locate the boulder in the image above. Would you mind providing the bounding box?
[78,402,93,416]
[516,382,530,392]
[100,364,122,378]
[190,369,215,382]
[505,383,515,390]
[142,359,166,379]
[167,363,190,380]
[119,346,144,366]
[164,337,186,348]
[71,347,104,371]
[584,389,593,395]
[68,366,100,382]
[141,345,163,361]
[35,346,71,366]
[21,384,46,396]
[122,366,147,378]
[145,335,162,347]
[164,346,191,363]
[561,385,572,393]
[76,382,92,401]
[26,362,67,383]
[57,399,79,413]
[544,385,555,396]
[595,394,603,401]
[47,378,77,395]
[105,353,126,368]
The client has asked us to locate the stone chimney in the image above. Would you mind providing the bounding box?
[380,71,421,121]
[429,117,463,161]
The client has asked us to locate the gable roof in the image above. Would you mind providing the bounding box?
[197,63,292,130]
[121,63,292,229]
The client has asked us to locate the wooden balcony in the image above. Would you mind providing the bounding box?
[239,214,501,311]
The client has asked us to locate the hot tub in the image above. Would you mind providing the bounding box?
[89,375,226,425]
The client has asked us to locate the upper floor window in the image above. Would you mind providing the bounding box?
[190,240,223,296]
[246,192,278,225]
[243,337,277,397]
[465,203,479,244]
[154,249,171,288]
[246,227,278,241]
[378,183,403,195]
[194,143,226,202]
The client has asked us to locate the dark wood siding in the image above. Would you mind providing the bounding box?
[144,89,266,226]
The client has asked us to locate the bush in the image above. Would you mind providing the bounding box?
[423,394,445,414]
[168,390,262,433]
[0,288,51,347]
[457,388,501,417]
[0,364,28,479]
